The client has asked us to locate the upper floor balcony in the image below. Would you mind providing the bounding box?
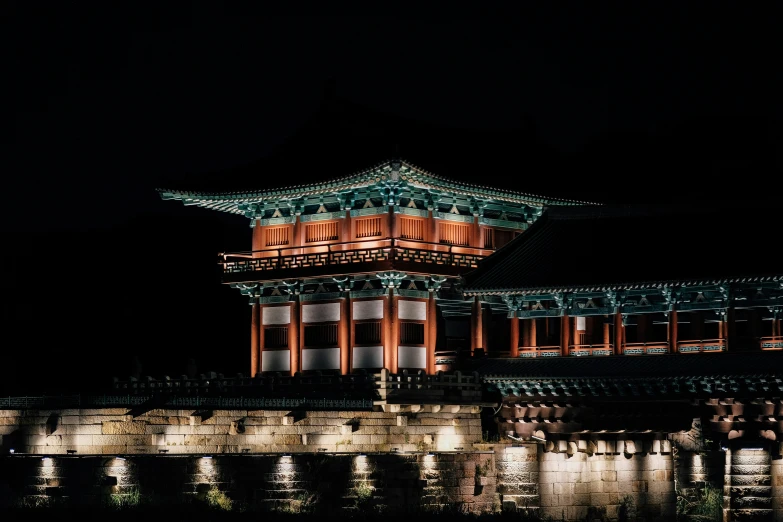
[219,238,495,283]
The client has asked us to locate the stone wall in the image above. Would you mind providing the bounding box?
[772,445,783,522]
[0,453,497,513]
[0,406,482,455]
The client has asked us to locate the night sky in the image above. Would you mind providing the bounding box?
[2,4,780,394]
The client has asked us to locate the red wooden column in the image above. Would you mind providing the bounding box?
[251,220,262,257]
[668,311,678,353]
[529,318,537,348]
[293,214,302,252]
[521,319,530,348]
[384,290,398,372]
[603,316,611,349]
[342,210,351,243]
[560,314,570,356]
[427,292,437,374]
[509,315,519,358]
[289,300,300,376]
[339,296,350,375]
[471,297,483,355]
[251,302,260,377]
[472,215,480,248]
[614,312,624,355]
[390,291,398,373]
[389,206,398,239]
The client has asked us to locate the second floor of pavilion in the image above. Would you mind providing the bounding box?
[158,159,591,284]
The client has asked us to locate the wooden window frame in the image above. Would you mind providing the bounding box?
[303,322,339,348]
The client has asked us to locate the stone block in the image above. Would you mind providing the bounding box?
[102,421,147,435]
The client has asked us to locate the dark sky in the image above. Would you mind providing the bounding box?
[2,4,780,393]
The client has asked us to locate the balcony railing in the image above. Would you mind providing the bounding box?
[760,336,783,350]
[568,344,614,357]
[220,238,494,276]
[517,345,561,358]
[677,339,727,353]
[623,342,669,355]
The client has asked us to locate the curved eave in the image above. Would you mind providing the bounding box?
[157,160,599,215]
[462,273,783,297]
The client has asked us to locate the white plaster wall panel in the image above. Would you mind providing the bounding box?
[302,348,340,371]
[576,316,586,330]
[302,303,340,323]
[352,346,383,369]
[398,300,426,321]
[261,350,290,372]
[397,345,426,369]
[262,306,290,325]
[352,300,384,321]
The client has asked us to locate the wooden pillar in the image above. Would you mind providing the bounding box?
[668,311,678,353]
[427,292,437,374]
[430,212,438,244]
[289,300,300,376]
[389,206,398,239]
[339,296,350,375]
[573,316,583,347]
[293,214,302,253]
[383,293,392,371]
[560,314,570,356]
[529,318,537,347]
[342,210,351,243]
[614,312,623,355]
[472,215,480,248]
[251,303,260,377]
[637,314,648,343]
[259,306,265,372]
[471,297,483,354]
[390,290,398,373]
[509,315,519,358]
[603,316,611,349]
[251,220,262,256]
[725,309,734,350]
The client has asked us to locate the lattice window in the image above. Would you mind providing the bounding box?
[483,228,494,248]
[354,321,381,344]
[264,327,288,348]
[355,217,382,238]
[304,324,338,347]
[438,222,470,246]
[265,226,290,247]
[400,322,425,345]
[400,217,424,240]
[305,221,339,243]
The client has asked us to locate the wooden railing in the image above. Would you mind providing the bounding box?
[220,238,494,275]
[760,336,783,350]
[677,339,726,353]
[623,342,669,355]
[517,345,561,358]
[568,344,614,356]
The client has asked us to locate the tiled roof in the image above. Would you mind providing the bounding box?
[461,203,783,295]
[474,352,783,399]
[158,159,593,214]
[473,351,783,379]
